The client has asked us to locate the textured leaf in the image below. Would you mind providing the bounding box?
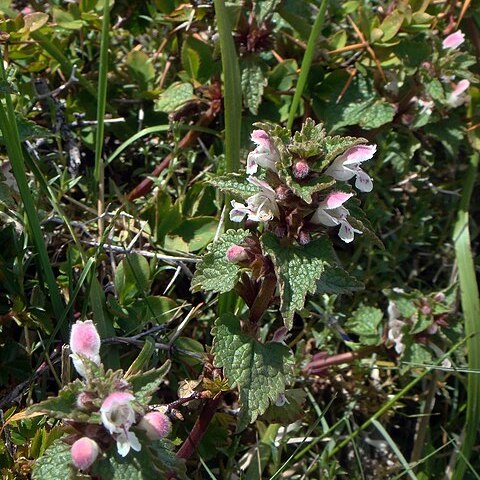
[212,313,293,430]
[358,100,396,129]
[279,170,335,204]
[345,306,383,346]
[207,173,261,199]
[241,59,265,115]
[424,77,445,102]
[27,381,90,421]
[289,118,326,159]
[262,233,335,328]
[316,266,364,295]
[31,439,75,480]
[92,439,186,479]
[191,229,250,293]
[322,135,367,164]
[130,360,171,404]
[154,82,195,113]
[347,201,384,249]
[260,388,307,424]
[255,0,281,22]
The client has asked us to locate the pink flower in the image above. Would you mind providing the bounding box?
[69,320,101,378]
[225,245,248,263]
[311,191,361,243]
[230,177,279,223]
[442,30,465,50]
[138,412,172,440]
[448,79,470,107]
[325,145,376,192]
[100,392,141,457]
[71,437,100,470]
[246,130,279,174]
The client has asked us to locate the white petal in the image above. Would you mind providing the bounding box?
[229,201,249,222]
[324,158,355,181]
[354,169,373,192]
[311,208,339,227]
[246,152,258,175]
[116,433,131,457]
[338,219,362,243]
[127,431,142,452]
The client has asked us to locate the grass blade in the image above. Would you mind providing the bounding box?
[94,0,111,235]
[0,55,65,333]
[287,0,329,131]
[451,151,480,480]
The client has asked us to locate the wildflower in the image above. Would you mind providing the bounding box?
[387,301,406,355]
[448,79,470,107]
[138,411,172,440]
[70,320,101,378]
[71,437,100,470]
[274,393,290,407]
[325,145,376,192]
[100,392,141,457]
[310,192,361,243]
[225,245,248,263]
[246,130,279,175]
[230,177,279,223]
[442,30,465,50]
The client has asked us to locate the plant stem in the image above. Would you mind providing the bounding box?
[175,394,223,460]
[287,0,328,131]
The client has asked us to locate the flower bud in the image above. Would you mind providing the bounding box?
[138,411,172,440]
[298,230,311,245]
[76,391,96,411]
[70,320,101,378]
[292,159,310,179]
[71,437,100,470]
[225,245,248,263]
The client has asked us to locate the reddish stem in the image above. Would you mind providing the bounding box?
[175,393,223,460]
[127,106,218,201]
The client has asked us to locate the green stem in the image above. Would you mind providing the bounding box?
[451,152,480,479]
[287,0,329,131]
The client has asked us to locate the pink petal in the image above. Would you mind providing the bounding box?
[101,391,135,411]
[442,30,465,50]
[342,144,377,165]
[452,79,470,96]
[251,130,270,148]
[70,320,101,358]
[324,191,353,209]
[71,437,100,470]
[139,412,172,440]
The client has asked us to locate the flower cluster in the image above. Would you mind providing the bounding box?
[68,320,172,472]
[229,124,376,244]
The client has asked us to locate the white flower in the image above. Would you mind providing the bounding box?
[69,320,101,378]
[448,79,470,107]
[246,130,279,175]
[325,144,376,192]
[442,30,465,50]
[100,392,141,457]
[387,301,406,355]
[230,177,279,223]
[310,191,361,243]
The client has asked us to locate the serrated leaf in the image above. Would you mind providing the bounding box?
[129,360,171,404]
[207,173,261,199]
[191,229,250,293]
[316,266,364,295]
[27,381,90,421]
[279,171,335,204]
[0,117,51,144]
[212,313,293,430]
[347,201,384,249]
[358,100,396,129]
[92,439,186,479]
[260,388,307,424]
[241,59,265,115]
[424,77,445,102]
[31,439,75,480]
[322,135,368,164]
[154,82,195,113]
[345,306,383,346]
[262,233,335,328]
[288,118,326,159]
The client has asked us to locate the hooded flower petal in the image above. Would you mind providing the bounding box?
[71,437,100,470]
[442,30,465,50]
[139,412,172,440]
[100,392,136,434]
[70,320,101,378]
[246,130,279,174]
[325,145,376,191]
[448,79,470,107]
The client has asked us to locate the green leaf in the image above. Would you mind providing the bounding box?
[129,360,171,404]
[191,229,250,294]
[316,266,364,295]
[164,216,218,253]
[378,9,404,42]
[241,59,265,115]
[27,381,90,421]
[154,82,195,113]
[288,118,326,159]
[32,439,75,480]
[279,170,335,204]
[21,12,49,33]
[260,388,307,424]
[254,0,280,22]
[52,7,84,29]
[261,233,335,328]
[322,135,367,165]
[126,50,155,90]
[207,173,261,199]
[357,100,396,129]
[114,254,151,304]
[212,313,293,430]
[424,77,445,102]
[345,306,383,346]
[181,42,200,80]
